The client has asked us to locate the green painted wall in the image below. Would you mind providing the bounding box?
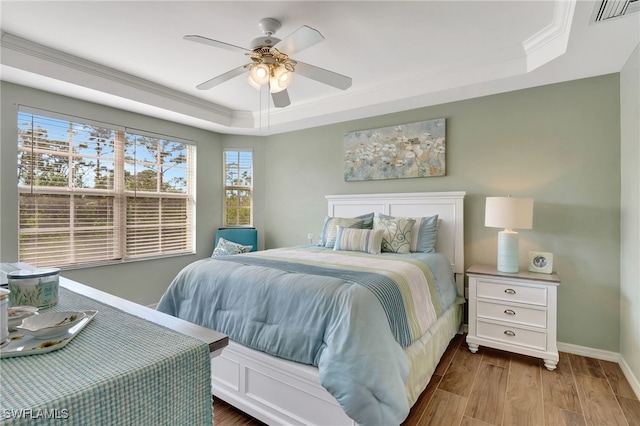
[260,75,622,352]
[620,44,640,386]
[0,74,625,354]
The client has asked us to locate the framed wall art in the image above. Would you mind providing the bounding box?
[343,118,446,182]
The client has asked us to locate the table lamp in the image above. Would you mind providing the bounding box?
[485,196,534,273]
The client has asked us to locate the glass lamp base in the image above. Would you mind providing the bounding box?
[497,230,519,273]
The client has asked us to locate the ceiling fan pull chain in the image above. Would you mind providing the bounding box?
[259,85,262,130]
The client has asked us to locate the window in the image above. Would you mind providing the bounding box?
[17,108,196,268]
[223,149,253,226]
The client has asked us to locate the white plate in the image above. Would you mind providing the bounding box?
[0,310,97,358]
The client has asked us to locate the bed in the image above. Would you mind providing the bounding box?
[157,191,466,425]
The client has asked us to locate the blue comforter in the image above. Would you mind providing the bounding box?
[157,247,457,425]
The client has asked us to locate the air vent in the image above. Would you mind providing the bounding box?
[591,0,640,23]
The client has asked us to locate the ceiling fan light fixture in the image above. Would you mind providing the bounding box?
[249,63,270,86]
[269,65,292,93]
[185,17,350,110]
[247,75,262,90]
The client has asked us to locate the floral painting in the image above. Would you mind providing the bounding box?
[344,118,446,181]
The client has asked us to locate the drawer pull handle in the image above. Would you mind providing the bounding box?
[504,330,516,337]
[504,309,516,316]
[504,288,517,295]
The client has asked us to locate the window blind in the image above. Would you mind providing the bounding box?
[17,108,196,268]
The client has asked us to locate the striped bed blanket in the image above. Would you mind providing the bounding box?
[157,246,457,425]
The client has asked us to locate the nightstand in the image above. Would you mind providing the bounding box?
[466,264,560,370]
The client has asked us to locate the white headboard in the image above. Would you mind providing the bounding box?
[326,191,466,295]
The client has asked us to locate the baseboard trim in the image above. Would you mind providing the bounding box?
[558,341,640,399]
[557,341,619,361]
[619,355,640,400]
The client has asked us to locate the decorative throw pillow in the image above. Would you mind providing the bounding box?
[317,217,366,248]
[379,213,439,253]
[373,216,416,254]
[212,237,253,257]
[333,226,384,254]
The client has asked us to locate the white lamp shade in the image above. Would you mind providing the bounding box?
[485,197,534,230]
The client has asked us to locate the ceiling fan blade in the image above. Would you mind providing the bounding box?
[294,62,352,90]
[196,66,247,90]
[274,25,324,56]
[184,35,249,54]
[271,89,291,108]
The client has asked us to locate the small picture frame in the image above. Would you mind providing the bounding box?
[528,251,553,274]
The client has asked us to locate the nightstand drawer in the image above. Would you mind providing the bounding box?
[477,300,547,328]
[477,280,547,306]
[476,320,547,351]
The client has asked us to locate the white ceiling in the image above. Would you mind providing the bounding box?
[1,1,638,136]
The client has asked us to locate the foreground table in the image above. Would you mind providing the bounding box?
[1,277,228,425]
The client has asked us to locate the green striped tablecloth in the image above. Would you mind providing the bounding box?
[0,287,212,425]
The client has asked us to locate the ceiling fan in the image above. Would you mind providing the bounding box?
[184,18,352,108]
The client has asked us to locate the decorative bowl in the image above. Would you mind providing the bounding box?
[15,311,86,339]
[7,306,39,331]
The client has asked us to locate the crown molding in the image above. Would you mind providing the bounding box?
[522,0,577,72]
[0,31,255,129]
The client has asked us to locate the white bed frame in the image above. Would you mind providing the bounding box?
[210,191,466,425]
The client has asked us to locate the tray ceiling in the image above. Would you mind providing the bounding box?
[1,1,638,135]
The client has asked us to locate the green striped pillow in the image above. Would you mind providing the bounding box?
[333,226,384,254]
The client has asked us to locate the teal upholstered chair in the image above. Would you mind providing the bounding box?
[215,228,258,252]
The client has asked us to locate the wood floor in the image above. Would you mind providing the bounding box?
[213,334,640,425]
